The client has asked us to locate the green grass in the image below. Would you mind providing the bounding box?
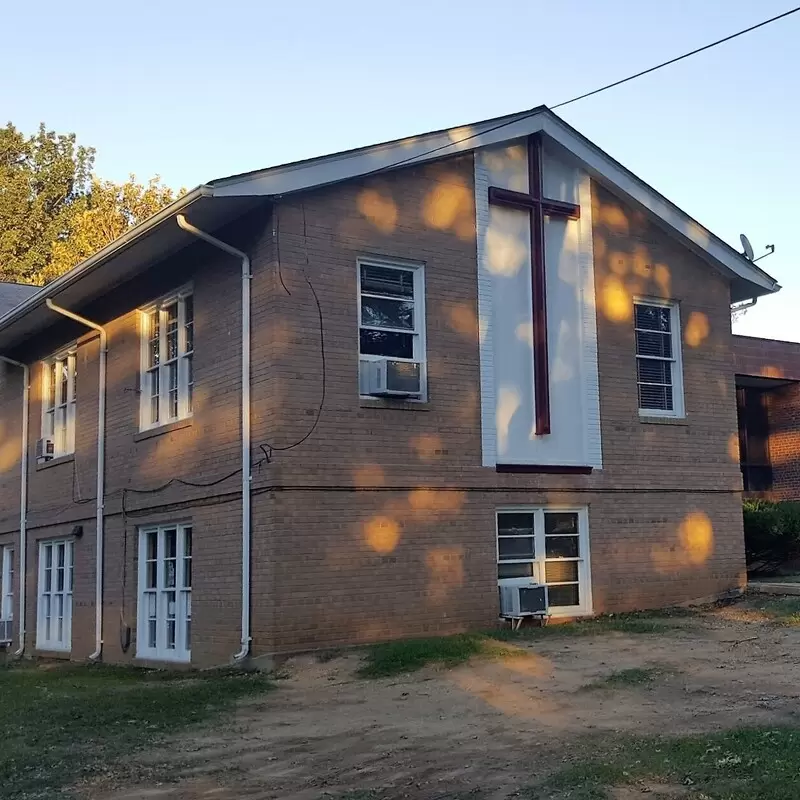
[0,662,270,799]
[748,595,800,625]
[582,666,674,690]
[543,728,800,800]
[358,634,516,678]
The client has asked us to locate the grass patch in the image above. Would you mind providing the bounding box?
[358,634,514,678]
[582,666,674,690]
[0,661,270,799]
[487,610,685,642]
[748,595,800,625]
[544,727,800,799]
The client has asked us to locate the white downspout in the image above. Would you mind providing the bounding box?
[45,299,107,661]
[176,213,252,662]
[0,357,29,657]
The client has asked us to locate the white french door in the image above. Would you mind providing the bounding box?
[137,524,192,662]
[37,539,73,651]
[496,507,592,616]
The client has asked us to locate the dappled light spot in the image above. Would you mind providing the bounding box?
[353,464,385,487]
[447,126,475,149]
[680,512,713,564]
[727,432,740,463]
[631,245,652,278]
[485,224,527,276]
[685,311,710,348]
[598,203,629,234]
[759,365,785,379]
[425,547,464,604]
[609,250,630,277]
[515,321,534,348]
[496,386,520,454]
[446,302,479,341]
[654,263,671,295]
[600,276,631,322]
[410,433,444,461]
[0,422,20,472]
[364,515,400,554]
[356,188,397,234]
[422,176,474,241]
[407,488,465,516]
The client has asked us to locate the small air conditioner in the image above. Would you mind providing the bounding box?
[499,580,547,618]
[35,438,55,462]
[0,619,12,645]
[365,359,421,398]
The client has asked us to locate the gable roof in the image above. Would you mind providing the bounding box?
[0,106,779,353]
[0,282,37,316]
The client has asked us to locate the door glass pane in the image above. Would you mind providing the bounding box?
[545,536,579,559]
[548,584,579,607]
[545,561,579,584]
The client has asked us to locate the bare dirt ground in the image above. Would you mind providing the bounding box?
[88,600,800,800]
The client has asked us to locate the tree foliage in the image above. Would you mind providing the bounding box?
[0,122,178,286]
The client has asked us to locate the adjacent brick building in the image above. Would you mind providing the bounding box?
[0,107,781,667]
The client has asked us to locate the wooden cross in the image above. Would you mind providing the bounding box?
[488,133,580,436]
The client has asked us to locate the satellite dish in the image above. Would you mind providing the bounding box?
[740,234,755,261]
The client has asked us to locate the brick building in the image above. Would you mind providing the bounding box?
[0,107,781,667]
[733,334,800,499]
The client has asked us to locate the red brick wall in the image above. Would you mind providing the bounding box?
[0,155,749,666]
[765,383,800,501]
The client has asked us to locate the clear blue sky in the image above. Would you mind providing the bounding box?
[3,0,798,339]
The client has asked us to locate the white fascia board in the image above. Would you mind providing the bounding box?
[211,108,778,297]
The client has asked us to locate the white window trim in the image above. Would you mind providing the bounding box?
[136,523,192,663]
[357,257,428,401]
[1,545,14,622]
[634,297,685,419]
[41,345,78,457]
[138,285,194,431]
[496,506,593,618]
[36,538,73,652]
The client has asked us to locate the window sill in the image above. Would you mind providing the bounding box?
[134,418,193,442]
[36,454,75,471]
[639,415,689,427]
[135,654,191,667]
[359,398,430,412]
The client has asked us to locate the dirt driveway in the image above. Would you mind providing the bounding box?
[90,600,800,800]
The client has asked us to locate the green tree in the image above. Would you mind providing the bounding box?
[0,122,178,286]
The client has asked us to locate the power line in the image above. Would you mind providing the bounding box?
[358,5,800,179]
[551,5,800,110]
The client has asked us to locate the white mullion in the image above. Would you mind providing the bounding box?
[175,526,185,655]
[177,299,188,419]
[156,528,165,656]
[158,306,167,423]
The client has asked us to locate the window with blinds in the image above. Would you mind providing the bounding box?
[634,300,684,417]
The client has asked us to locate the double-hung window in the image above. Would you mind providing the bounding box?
[140,290,194,429]
[36,539,73,652]
[496,508,591,616]
[137,524,192,662]
[357,258,426,397]
[42,349,77,456]
[634,300,684,417]
[1,546,13,642]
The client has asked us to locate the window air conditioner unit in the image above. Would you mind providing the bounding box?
[365,359,421,398]
[0,619,12,645]
[499,580,547,618]
[35,438,55,462]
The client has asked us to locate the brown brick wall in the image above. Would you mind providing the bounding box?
[0,154,748,666]
[733,334,800,381]
[765,383,800,501]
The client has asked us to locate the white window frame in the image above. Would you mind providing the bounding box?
[496,506,592,618]
[41,346,77,457]
[357,257,427,400]
[36,539,73,652]
[634,297,685,418]
[136,523,192,663]
[1,545,14,622]
[139,286,194,431]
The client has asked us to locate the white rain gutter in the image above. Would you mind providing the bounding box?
[0,356,29,657]
[176,214,253,662]
[45,299,107,661]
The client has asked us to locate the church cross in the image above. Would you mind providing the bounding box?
[488,133,580,436]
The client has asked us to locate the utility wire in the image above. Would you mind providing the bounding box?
[353,6,800,180]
